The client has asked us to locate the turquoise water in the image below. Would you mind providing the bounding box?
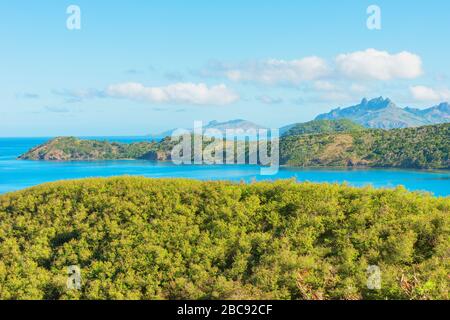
[0,138,449,196]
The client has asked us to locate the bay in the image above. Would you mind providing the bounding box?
[0,137,448,196]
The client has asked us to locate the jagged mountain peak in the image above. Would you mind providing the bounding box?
[436,102,450,111]
[315,97,450,129]
[360,96,395,110]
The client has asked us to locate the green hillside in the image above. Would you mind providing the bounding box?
[0,177,448,300]
[18,123,450,170]
[281,123,450,169]
[18,136,175,161]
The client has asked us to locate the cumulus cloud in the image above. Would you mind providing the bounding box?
[410,86,450,102]
[105,82,239,105]
[204,57,329,85]
[200,49,423,87]
[336,49,423,80]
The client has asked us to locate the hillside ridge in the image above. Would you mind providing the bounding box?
[18,122,450,170]
[316,97,450,129]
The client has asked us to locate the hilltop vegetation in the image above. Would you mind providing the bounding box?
[19,122,450,170]
[18,136,175,161]
[280,123,450,169]
[0,177,448,300]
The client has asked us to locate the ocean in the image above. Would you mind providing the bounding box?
[0,137,449,196]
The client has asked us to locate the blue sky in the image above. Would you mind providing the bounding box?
[1,0,449,136]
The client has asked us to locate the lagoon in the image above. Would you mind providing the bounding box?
[0,137,449,196]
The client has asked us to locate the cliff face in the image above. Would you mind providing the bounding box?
[18,138,75,160]
[140,150,172,161]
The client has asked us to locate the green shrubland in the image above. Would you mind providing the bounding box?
[281,123,450,168]
[0,177,448,300]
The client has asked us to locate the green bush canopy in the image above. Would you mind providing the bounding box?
[0,177,448,300]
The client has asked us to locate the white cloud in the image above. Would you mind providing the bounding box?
[201,49,423,86]
[208,57,329,85]
[410,85,450,102]
[336,49,423,80]
[105,82,239,105]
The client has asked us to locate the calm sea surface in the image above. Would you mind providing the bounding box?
[0,137,449,196]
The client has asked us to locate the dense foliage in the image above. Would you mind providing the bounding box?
[18,137,175,161]
[19,123,450,169]
[0,177,448,300]
[281,123,450,169]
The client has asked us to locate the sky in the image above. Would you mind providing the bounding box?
[1,0,450,136]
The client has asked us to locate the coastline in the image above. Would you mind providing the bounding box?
[16,157,450,172]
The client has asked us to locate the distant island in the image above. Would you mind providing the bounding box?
[19,120,450,170]
[149,119,267,139]
[19,136,175,161]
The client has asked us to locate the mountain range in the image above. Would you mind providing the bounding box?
[148,97,450,137]
[150,119,267,138]
[315,97,450,129]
